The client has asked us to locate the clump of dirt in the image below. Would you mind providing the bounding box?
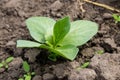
[90,53,120,80]
[0,0,120,80]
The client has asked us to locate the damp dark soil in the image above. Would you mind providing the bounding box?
[0,0,120,80]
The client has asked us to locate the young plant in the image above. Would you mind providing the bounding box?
[76,62,90,70]
[0,57,14,69]
[80,62,90,68]
[17,16,98,61]
[112,14,120,23]
[96,50,104,55]
[18,61,35,80]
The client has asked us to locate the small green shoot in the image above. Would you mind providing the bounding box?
[0,57,14,69]
[81,62,90,68]
[18,61,35,80]
[112,14,120,23]
[17,16,98,61]
[96,50,104,55]
[76,62,90,70]
[18,78,24,80]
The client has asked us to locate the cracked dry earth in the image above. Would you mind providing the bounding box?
[0,0,120,80]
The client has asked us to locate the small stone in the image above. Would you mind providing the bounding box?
[50,0,63,11]
[9,69,20,78]
[43,73,55,80]
[25,49,40,63]
[68,69,97,80]
[9,57,23,69]
[56,13,62,17]
[6,41,16,46]
[69,61,80,69]
[95,17,103,24]
[51,11,56,16]
[0,68,5,73]
[53,64,67,79]
[81,48,95,57]
[18,10,26,17]
[33,75,42,80]
[4,0,20,8]
[103,13,112,19]
[105,38,116,48]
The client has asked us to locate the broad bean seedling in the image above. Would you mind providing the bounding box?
[17,16,98,61]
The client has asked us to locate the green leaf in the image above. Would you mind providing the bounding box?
[113,14,118,20]
[18,78,24,80]
[96,50,104,54]
[25,75,31,80]
[55,45,79,60]
[81,62,90,68]
[60,20,98,46]
[53,17,70,46]
[41,44,78,60]
[48,52,57,61]
[31,72,35,75]
[17,40,41,47]
[5,57,14,63]
[23,61,30,73]
[118,16,120,21]
[5,65,8,69]
[24,74,27,77]
[0,63,3,68]
[26,17,56,43]
[112,14,120,23]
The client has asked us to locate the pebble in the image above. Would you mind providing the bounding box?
[50,0,63,11]
[25,49,40,63]
[0,68,5,73]
[33,75,42,80]
[43,73,55,80]
[69,61,80,69]
[8,57,23,69]
[68,69,97,80]
[103,13,112,19]
[6,41,16,46]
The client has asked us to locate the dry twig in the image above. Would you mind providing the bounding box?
[83,0,120,13]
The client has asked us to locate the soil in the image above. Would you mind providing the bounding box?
[0,0,120,80]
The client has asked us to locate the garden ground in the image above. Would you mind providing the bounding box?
[0,0,120,80]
